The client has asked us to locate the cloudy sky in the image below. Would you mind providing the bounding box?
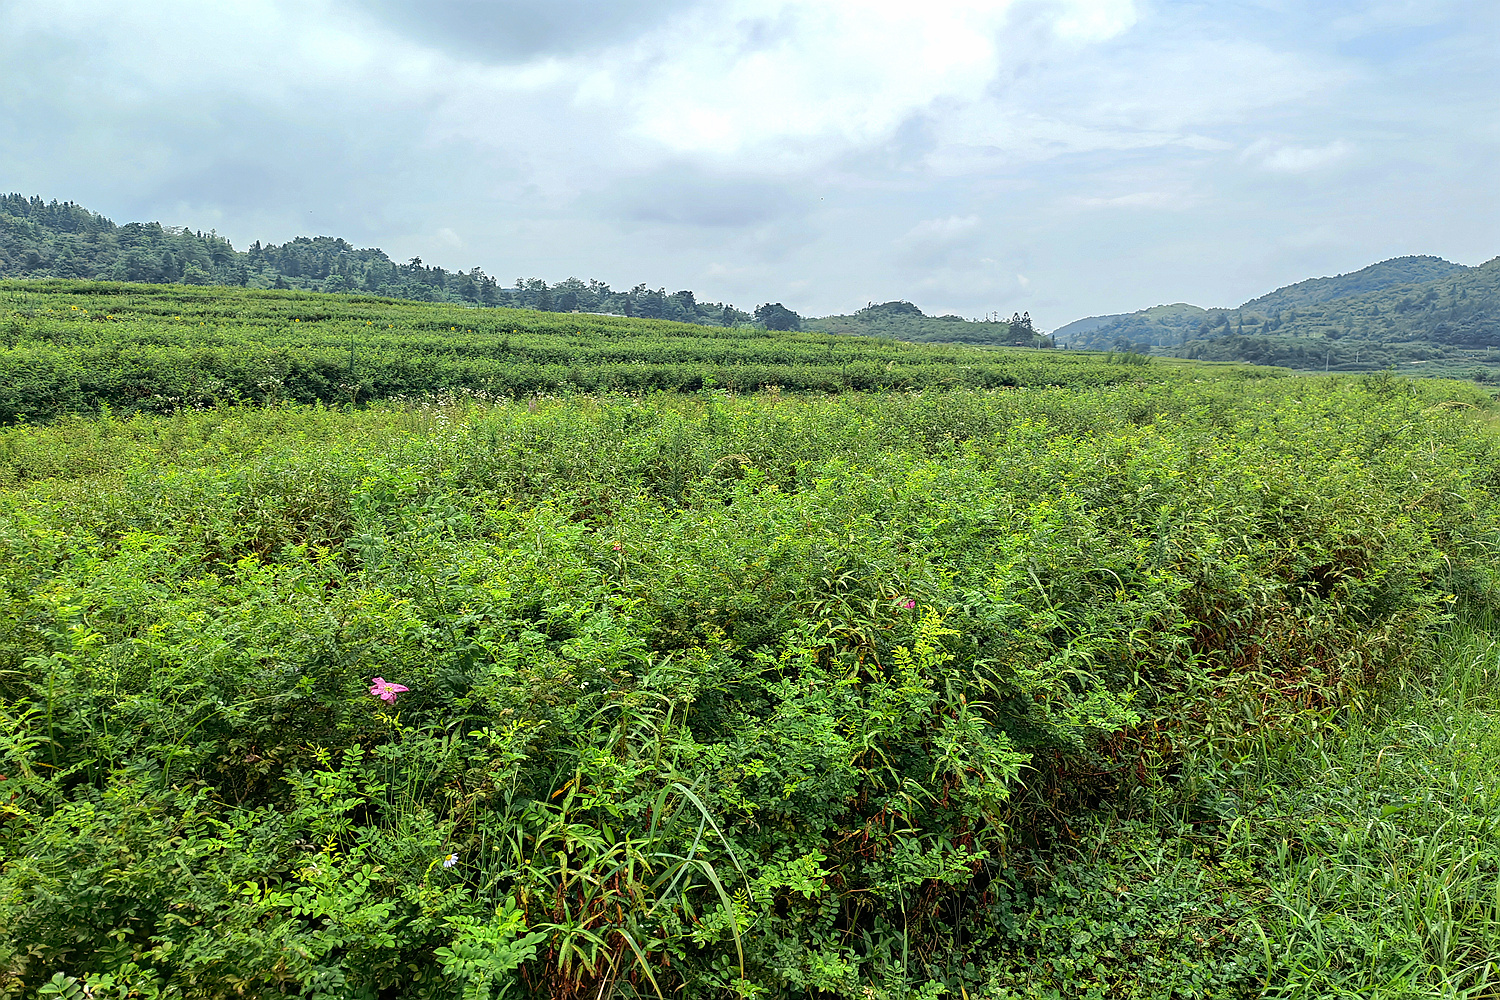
[1,0,1495,326]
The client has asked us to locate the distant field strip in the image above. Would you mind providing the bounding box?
[0,280,1278,420]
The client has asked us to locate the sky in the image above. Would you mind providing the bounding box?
[0,0,1495,328]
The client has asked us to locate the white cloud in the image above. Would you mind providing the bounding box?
[903,215,982,241]
[1328,0,1472,34]
[1070,191,1194,210]
[894,214,985,265]
[923,34,1350,176]
[1051,0,1139,42]
[1243,139,1354,173]
[565,0,1137,164]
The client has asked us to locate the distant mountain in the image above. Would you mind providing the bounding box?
[1051,311,1130,341]
[1052,304,1206,350]
[1242,256,1466,314]
[805,300,1048,347]
[1055,255,1500,376]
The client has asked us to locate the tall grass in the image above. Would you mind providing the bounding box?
[1245,614,1500,998]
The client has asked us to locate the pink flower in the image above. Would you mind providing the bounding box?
[900,599,915,610]
[369,677,409,704]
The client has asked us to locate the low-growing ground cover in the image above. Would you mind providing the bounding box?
[0,280,1274,421]
[981,614,1500,1000]
[0,373,1497,998]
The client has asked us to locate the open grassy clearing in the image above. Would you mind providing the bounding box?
[982,613,1500,1000]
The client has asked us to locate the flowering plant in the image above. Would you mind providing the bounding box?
[369,677,410,704]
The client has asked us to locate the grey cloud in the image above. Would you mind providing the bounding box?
[0,0,1494,330]
[893,215,985,268]
[601,169,809,229]
[347,0,700,62]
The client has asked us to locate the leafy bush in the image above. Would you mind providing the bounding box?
[0,374,1496,996]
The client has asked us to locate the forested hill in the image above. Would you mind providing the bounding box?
[805,300,1050,347]
[1053,256,1472,349]
[0,193,751,326]
[1241,255,1465,313]
[1053,254,1500,376]
[1051,303,1207,350]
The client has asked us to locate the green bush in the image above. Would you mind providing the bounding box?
[0,375,1496,997]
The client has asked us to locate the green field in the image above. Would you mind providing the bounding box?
[0,281,1276,424]
[1,283,1498,999]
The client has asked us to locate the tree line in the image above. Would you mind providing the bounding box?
[0,194,774,328]
[2,194,1061,348]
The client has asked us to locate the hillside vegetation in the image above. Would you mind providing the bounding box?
[0,280,1266,422]
[1240,255,1466,313]
[1052,303,1208,350]
[1056,255,1500,377]
[806,301,1047,347]
[0,194,747,324]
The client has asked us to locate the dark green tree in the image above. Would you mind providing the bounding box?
[755,302,801,331]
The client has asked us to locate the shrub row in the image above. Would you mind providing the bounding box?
[0,377,1494,997]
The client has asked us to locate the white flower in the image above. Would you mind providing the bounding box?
[443,853,458,868]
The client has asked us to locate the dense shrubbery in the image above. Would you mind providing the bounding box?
[1,372,1497,997]
[0,281,1273,422]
